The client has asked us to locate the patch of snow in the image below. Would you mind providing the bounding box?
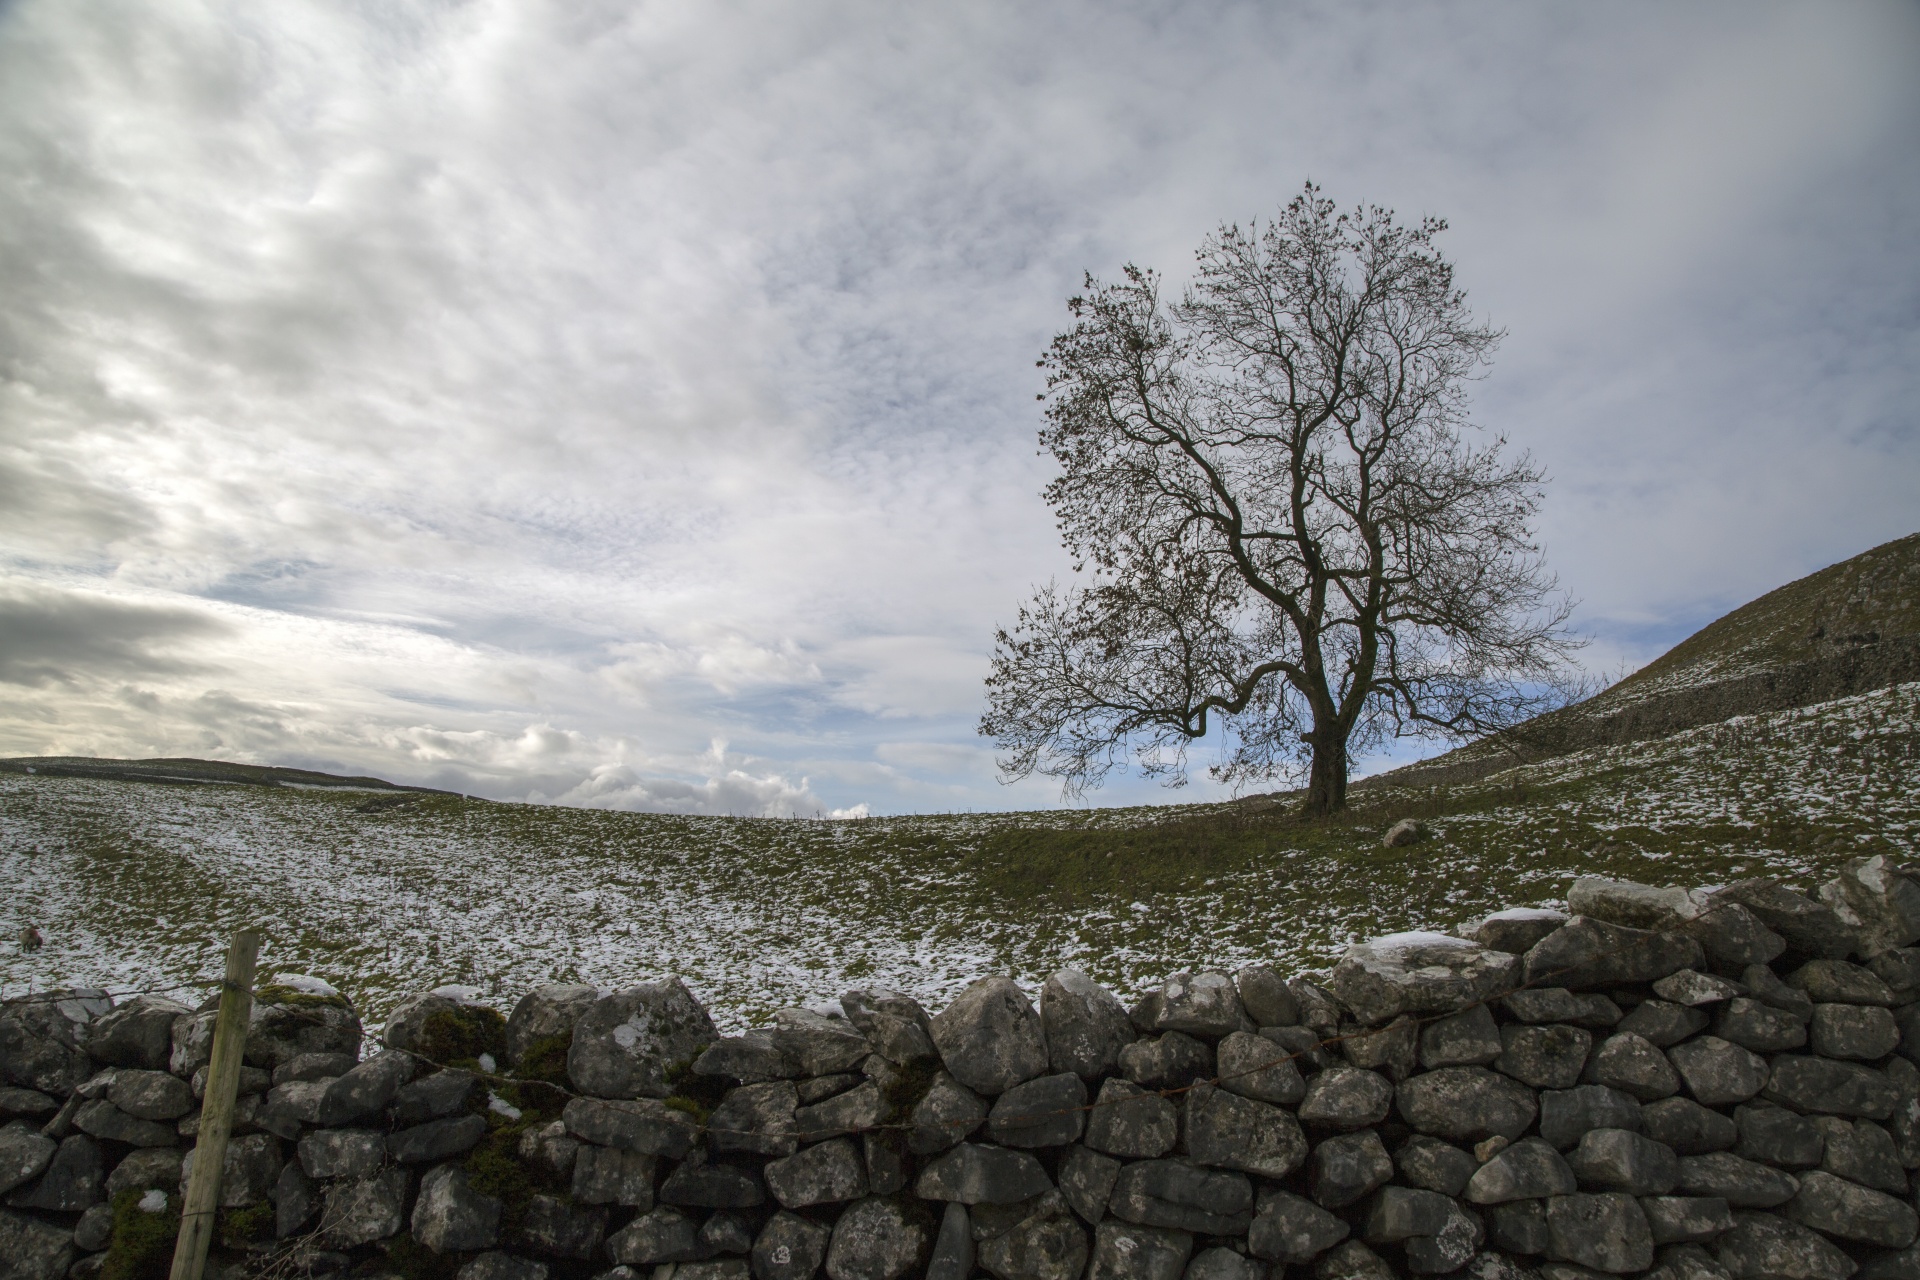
[271,974,340,997]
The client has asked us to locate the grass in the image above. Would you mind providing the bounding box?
[2,682,1916,1031]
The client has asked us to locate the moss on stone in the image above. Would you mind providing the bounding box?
[465,1119,540,1232]
[382,1231,462,1280]
[253,983,353,1011]
[215,1202,273,1251]
[661,1094,711,1124]
[416,1005,508,1066]
[514,1032,572,1087]
[100,1190,181,1280]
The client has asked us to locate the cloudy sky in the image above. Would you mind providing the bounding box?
[2,1,1916,816]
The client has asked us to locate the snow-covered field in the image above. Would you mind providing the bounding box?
[3,683,1915,1032]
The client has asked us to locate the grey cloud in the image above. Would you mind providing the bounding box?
[0,584,231,686]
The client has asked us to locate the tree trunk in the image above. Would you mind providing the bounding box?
[1301,729,1349,817]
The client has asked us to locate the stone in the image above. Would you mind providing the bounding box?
[1857,1249,1920,1280]
[1261,1024,1331,1072]
[274,1050,358,1085]
[1059,1144,1120,1224]
[1641,1197,1733,1245]
[1729,1104,1821,1171]
[988,1073,1087,1148]
[1383,818,1426,847]
[1488,1200,1550,1255]
[1525,918,1704,990]
[273,1162,315,1238]
[769,1009,871,1077]
[1313,1240,1395,1280]
[1654,971,1743,1008]
[72,1100,175,1147]
[568,980,717,1099]
[563,1096,701,1156]
[1765,1055,1898,1118]
[1821,855,1920,955]
[456,1255,550,1280]
[1812,1002,1900,1059]
[84,996,192,1070]
[1506,989,1623,1028]
[295,1127,382,1180]
[1667,1037,1769,1106]
[1398,1066,1539,1142]
[1814,1116,1906,1193]
[247,991,362,1067]
[795,1080,881,1140]
[1710,880,1859,961]
[1585,1033,1680,1101]
[1497,1024,1593,1089]
[923,1202,973,1280]
[1363,1185,1454,1242]
[659,1158,764,1209]
[915,1143,1053,1205]
[0,1207,74,1280]
[1464,1254,1542,1280]
[1421,1004,1503,1068]
[1882,1056,1920,1165]
[1108,1160,1252,1235]
[521,1194,607,1259]
[72,1201,113,1252]
[169,1009,217,1078]
[863,1130,908,1196]
[316,1050,415,1126]
[910,1072,988,1154]
[387,1113,487,1163]
[824,1196,930,1280]
[1477,908,1571,956]
[1674,1154,1799,1208]
[315,1168,409,1248]
[976,1193,1088,1280]
[1289,980,1343,1035]
[1086,1219,1192,1280]
[1311,1132,1393,1209]
[931,978,1050,1097]
[570,1145,655,1207]
[1792,958,1897,1005]
[1235,965,1299,1028]
[1566,1128,1679,1195]
[0,1089,56,1123]
[1250,1189,1349,1263]
[1712,1212,1857,1280]
[505,983,597,1067]
[696,1033,800,1084]
[1642,1098,1738,1155]
[2,992,109,1096]
[842,987,938,1065]
[1215,1031,1305,1105]
[1337,1015,1415,1081]
[1871,948,1920,1002]
[1545,1193,1653,1274]
[754,1211,832,1280]
[1678,903,1787,973]
[188,1061,269,1101]
[1467,1138,1578,1204]
[1326,934,1521,1025]
[701,1216,758,1258]
[1298,1067,1393,1129]
[1713,999,1807,1054]
[1539,1086,1644,1149]
[259,1078,332,1137]
[103,1147,183,1199]
[1788,1168,1918,1246]
[1183,1084,1307,1178]
[514,1118,584,1182]
[413,1163,501,1253]
[765,1137,867,1208]
[1745,964,1817,1018]
[1146,973,1245,1038]
[798,1074,861,1106]
[1119,1033,1213,1090]
[680,1264,753,1280]
[1621,1001,1712,1047]
[1396,1135,1478,1196]
[0,1127,55,1197]
[608,1207,705,1266]
[1404,1200,1485,1275]
[709,1081,800,1157]
[1185,1246,1261,1280]
[1567,878,1702,931]
[181,1133,282,1208]
[1084,1080,1176,1159]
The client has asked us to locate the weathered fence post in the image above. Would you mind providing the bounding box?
[169,929,261,1280]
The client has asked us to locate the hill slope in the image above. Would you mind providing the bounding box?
[1386,531,1920,785]
[4,681,1915,1030]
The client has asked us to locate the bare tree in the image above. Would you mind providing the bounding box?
[980,184,1579,816]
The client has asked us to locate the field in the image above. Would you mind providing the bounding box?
[3,682,1917,1033]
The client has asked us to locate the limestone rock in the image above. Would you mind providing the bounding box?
[83,996,191,1070]
[563,1096,700,1156]
[1310,1131,1393,1210]
[387,1113,487,1163]
[1654,971,1742,1008]
[567,980,718,1099]
[414,1163,501,1253]
[0,1127,56,1197]
[1667,1037,1769,1106]
[909,1071,988,1154]
[1340,1016,1417,1081]
[1235,966,1299,1028]
[931,978,1049,1097]
[1421,1005,1504,1069]
[180,1132,282,1207]
[1037,972,1134,1081]
[247,990,362,1067]
[1811,1001,1900,1059]
[1,991,107,1095]
[1734,1102,1822,1168]
[1820,855,1920,956]
[1712,999,1807,1055]
[1107,1160,1252,1236]
[1764,1054,1897,1119]
[1086,1219,1192,1280]
[1058,1144,1120,1225]
[1545,1192,1653,1274]
[1565,1127,1679,1195]
[1677,902,1787,972]
[1183,1084,1307,1179]
[1475,908,1569,956]
[1382,818,1426,847]
[754,1211,833,1280]
[607,1206,706,1266]
[1145,973,1246,1038]
[987,1072,1087,1149]
[1621,1000,1711,1048]
[1790,957,1896,1005]
[658,1158,765,1209]
[456,1254,549,1280]
[914,1143,1052,1205]
[1566,878,1702,931]
[1711,1212,1856,1280]
[1786,1169,1917,1247]
[521,1194,607,1259]
[770,1009,872,1077]
[842,988,938,1065]
[0,1207,75,1280]
[316,1050,414,1126]
[1325,934,1520,1026]
[315,1168,409,1248]
[824,1196,931,1280]
[505,983,597,1068]
[1524,917,1704,990]
[1585,1032,1680,1101]
[1642,1097,1738,1156]
[570,1145,655,1207]
[1249,1189,1349,1263]
[1394,1135,1477,1197]
[765,1137,868,1209]
[1215,1031,1305,1105]
[298,1128,384,1180]
[1185,1245,1262,1280]
[795,1079,882,1140]
[1298,1067,1393,1129]
[1361,1185,1453,1243]
[1814,1115,1906,1194]
[1674,1154,1799,1209]
[710,1081,800,1157]
[1497,1023,1593,1089]
[1641,1196,1733,1246]
[1709,881,1858,961]
[976,1192,1088,1280]
[1465,1137,1577,1204]
[1119,1033,1213,1091]
[1504,988,1622,1028]
[695,1033,800,1084]
[1538,1085,1643,1149]
[1397,1066,1538,1142]
[1313,1240,1396,1280]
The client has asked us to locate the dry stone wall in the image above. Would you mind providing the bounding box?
[7,855,1920,1280]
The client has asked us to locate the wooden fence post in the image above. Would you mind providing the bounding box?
[169,929,261,1280]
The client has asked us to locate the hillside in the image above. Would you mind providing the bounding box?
[4,680,1915,1030]
[0,754,457,796]
[1383,530,1920,785]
